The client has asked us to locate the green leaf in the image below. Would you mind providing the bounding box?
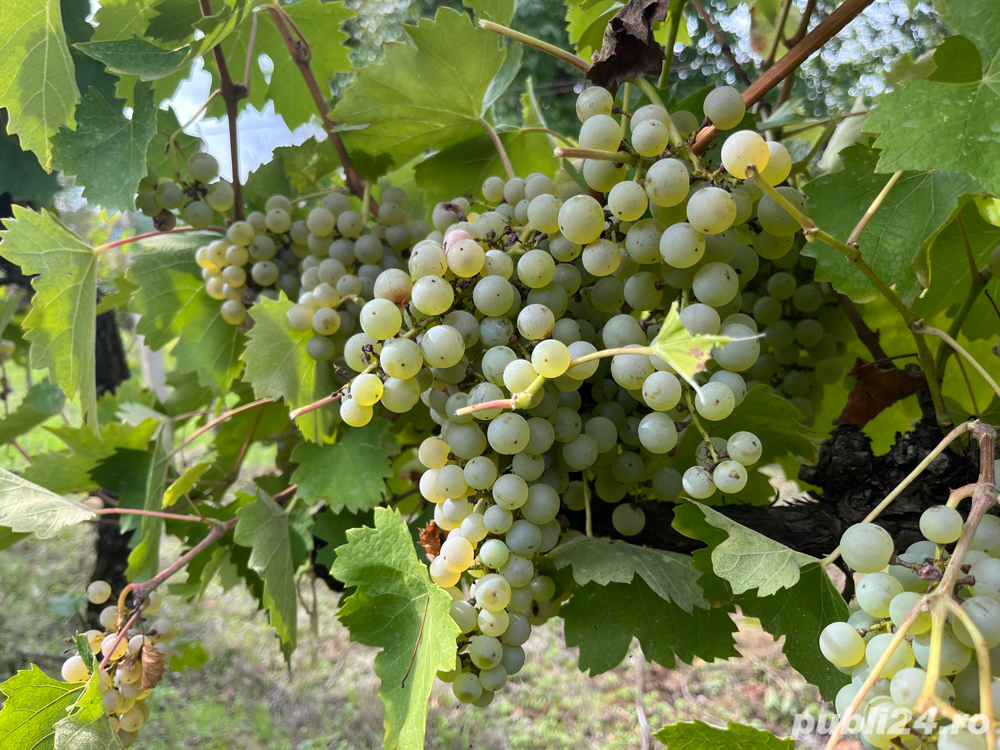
[95,276,138,315]
[483,42,522,112]
[52,671,122,750]
[242,294,336,441]
[863,5,1000,195]
[0,114,61,206]
[736,563,851,700]
[552,536,708,611]
[0,467,95,538]
[0,0,80,167]
[126,421,174,580]
[561,578,740,676]
[566,1,618,63]
[243,156,295,212]
[189,0,253,59]
[463,0,516,25]
[672,501,816,596]
[163,461,212,509]
[912,201,1000,340]
[145,107,204,182]
[75,35,189,80]
[262,139,340,195]
[802,145,981,304]
[162,370,214,418]
[51,82,158,214]
[146,0,204,43]
[233,487,300,650]
[414,128,559,204]
[91,0,161,42]
[0,380,65,445]
[0,525,30,550]
[169,642,209,672]
[128,242,243,394]
[290,420,399,510]
[654,720,793,749]
[333,7,507,166]
[0,289,23,340]
[0,666,86,750]
[73,634,96,672]
[332,507,460,750]
[0,207,99,430]
[312,507,375,568]
[650,301,729,392]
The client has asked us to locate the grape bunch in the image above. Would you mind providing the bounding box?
[820,507,1000,749]
[59,580,176,748]
[135,152,234,232]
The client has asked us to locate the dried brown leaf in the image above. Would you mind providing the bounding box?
[834,358,926,429]
[419,520,441,561]
[141,642,166,690]
[588,0,670,91]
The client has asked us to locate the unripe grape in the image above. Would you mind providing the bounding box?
[453,672,482,703]
[703,86,746,130]
[612,504,645,535]
[182,200,213,228]
[721,130,769,178]
[576,86,613,122]
[187,151,220,182]
[220,300,247,325]
[155,180,184,209]
[206,180,235,211]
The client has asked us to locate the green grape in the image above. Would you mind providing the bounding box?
[487,412,531,454]
[337,210,364,238]
[970,514,1000,556]
[865,632,915,678]
[155,181,184,210]
[227,221,255,247]
[857,572,903,618]
[420,325,465,368]
[703,86,746,130]
[659,222,705,268]
[579,113,621,151]
[517,249,557,288]
[576,86,613,122]
[181,200,212,228]
[220,300,246,325]
[888,591,931,634]
[758,187,807,237]
[469,635,503,670]
[694,382,735,420]
[760,141,792,185]
[450,600,477,633]
[187,152,220,182]
[482,175,505,202]
[351,373,384,407]
[251,261,279,286]
[453,672,482,703]
[819,621,865,667]
[682,466,716,499]
[950,596,1000,649]
[686,187,737,234]
[913,623,972,675]
[505,519,542,556]
[476,575,512,612]
[611,504,645,536]
[517,303,555,339]
[526,194,562,233]
[306,208,336,237]
[473,276,515,318]
[480,538,510,569]
[583,158,627,192]
[721,130,769,178]
[380,338,422,379]
[713,460,748,493]
[841,523,894,573]
[448,238,485,278]
[919,505,963,544]
[359,299,402,340]
[532,339,570,378]
[558,195,605,245]
[631,118,670,157]
[582,240,621,277]
[726,431,762,465]
[692,262,738,306]
[671,110,699,138]
[135,190,159,216]
[411,275,454,315]
[340,397,373,427]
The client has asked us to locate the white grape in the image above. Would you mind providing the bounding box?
[686,187,737,234]
[703,86,745,130]
[721,130,769,178]
[840,523,894,573]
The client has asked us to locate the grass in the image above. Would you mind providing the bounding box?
[0,525,858,749]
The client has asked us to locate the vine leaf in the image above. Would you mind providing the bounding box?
[290,420,398,511]
[414,128,559,204]
[75,35,190,80]
[561,578,739,676]
[233,487,300,652]
[145,0,204,44]
[802,145,981,304]
[1,465,97,534]
[126,420,174,581]
[146,107,203,181]
[51,81,158,214]
[552,536,708,611]
[91,0,162,42]
[0,207,99,431]
[242,295,336,441]
[0,113,62,206]
[588,0,669,91]
[864,5,1000,196]
[52,671,123,750]
[654,720,793,749]
[312,508,375,568]
[128,241,243,395]
[332,507,460,750]
[913,201,1000,340]
[162,461,212,509]
[0,526,29,550]
[672,501,815,596]
[0,666,87,749]
[463,0,516,25]
[650,301,729,393]
[332,7,508,167]
[0,380,65,445]
[0,0,80,167]
[736,563,851,700]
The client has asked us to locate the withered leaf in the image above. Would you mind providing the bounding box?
[419,520,441,561]
[834,358,925,429]
[588,0,670,91]
[141,642,166,690]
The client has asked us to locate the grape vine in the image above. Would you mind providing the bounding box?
[0,0,998,748]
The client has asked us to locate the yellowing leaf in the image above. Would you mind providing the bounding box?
[0,207,99,430]
[163,461,212,508]
[0,467,96,538]
[649,301,730,392]
[0,0,80,166]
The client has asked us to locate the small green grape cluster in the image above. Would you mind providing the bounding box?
[134,152,234,232]
[59,580,175,748]
[819,508,1000,749]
